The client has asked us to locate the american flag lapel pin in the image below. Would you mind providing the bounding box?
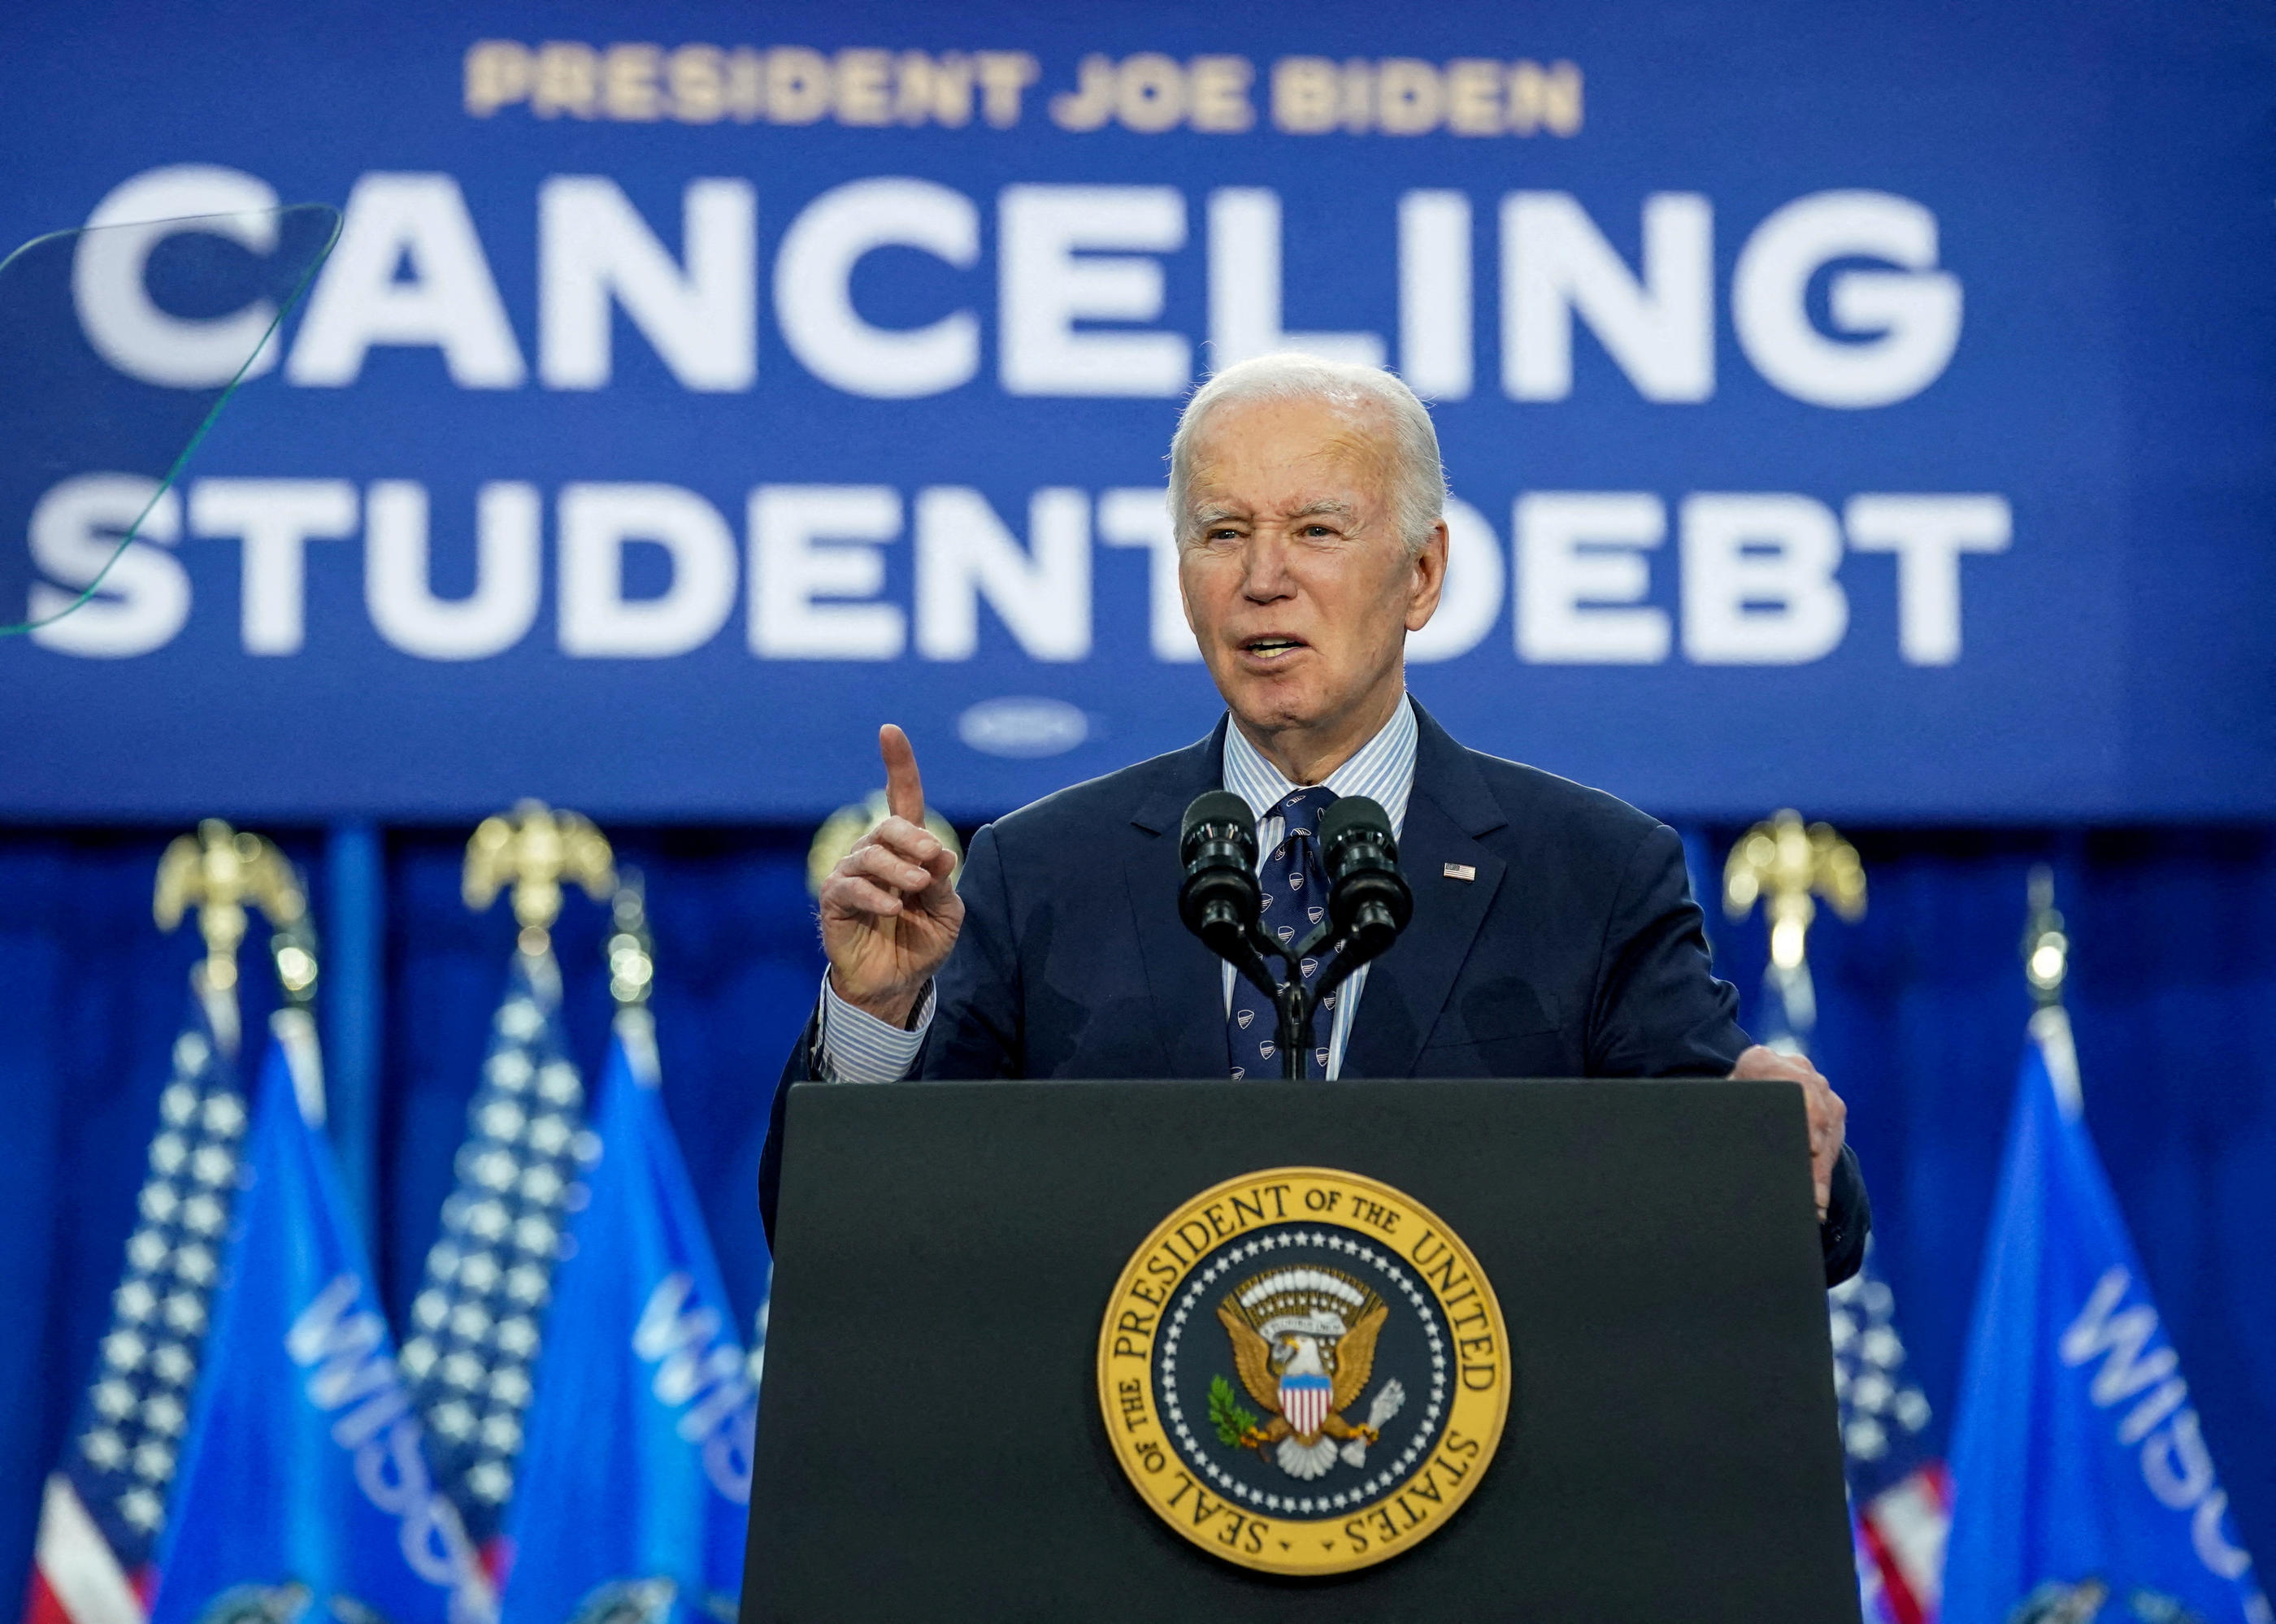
[1444,862,1476,882]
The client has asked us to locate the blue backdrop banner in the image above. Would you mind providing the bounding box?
[1,0,2271,822]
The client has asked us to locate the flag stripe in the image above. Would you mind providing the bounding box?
[25,1566,72,1624]
[33,1476,145,1624]
[1864,1462,1951,1612]
[1857,1507,1927,1624]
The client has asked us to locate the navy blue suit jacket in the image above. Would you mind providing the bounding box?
[761,702,1868,1281]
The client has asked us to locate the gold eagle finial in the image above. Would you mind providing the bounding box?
[154,819,307,997]
[464,800,615,957]
[1722,809,1866,970]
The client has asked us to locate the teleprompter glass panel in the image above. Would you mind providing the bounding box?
[0,202,339,641]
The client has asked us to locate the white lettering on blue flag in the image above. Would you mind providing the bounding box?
[289,1274,484,1604]
[2061,1266,2257,1590]
[632,1273,756,1503]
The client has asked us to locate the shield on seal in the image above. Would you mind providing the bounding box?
[1280,1370,1332,1439]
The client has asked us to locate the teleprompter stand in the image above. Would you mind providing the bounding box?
[742,1079,1859,1623]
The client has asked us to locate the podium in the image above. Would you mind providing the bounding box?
[743,1079,1859,1622]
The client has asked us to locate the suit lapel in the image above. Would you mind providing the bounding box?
[1124,719,1235,1079]
[1340,705,1509,1079]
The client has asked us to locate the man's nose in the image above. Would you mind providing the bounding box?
[1241,532,1297,601]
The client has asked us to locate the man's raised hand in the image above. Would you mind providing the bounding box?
[819,724,964,1027]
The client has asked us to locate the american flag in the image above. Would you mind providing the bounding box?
[399,950,595,1557]
[28,991,247,1624]
[1749,953,1951,1624]
[1833,1242,1952,1624]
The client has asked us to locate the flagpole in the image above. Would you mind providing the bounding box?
[324,821,384,1229]
[265,879,324,1131]
[2020,863,2083,1121]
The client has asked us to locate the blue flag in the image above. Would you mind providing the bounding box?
[151,1036,490,1624]
[500,1014,754,1624]
[1944,1010,2270,1624]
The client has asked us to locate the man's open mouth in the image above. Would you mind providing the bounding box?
[1241,636,1307,658]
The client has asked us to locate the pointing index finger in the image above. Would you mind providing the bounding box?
[880,723,927,827]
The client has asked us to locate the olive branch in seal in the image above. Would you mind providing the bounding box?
[1208,1374,1257,1447]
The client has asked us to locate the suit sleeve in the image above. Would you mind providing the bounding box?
[1587,822,1871,1286]
[758,820,1023,1246]
[1588,823,1748,1077]
[916,821,1024,1081]
[757,1008,820,1247]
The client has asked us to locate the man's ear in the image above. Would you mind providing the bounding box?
[1403,521,1451,632]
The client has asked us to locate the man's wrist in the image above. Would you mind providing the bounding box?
[817,973,933,1085]
[827,970,926,1031]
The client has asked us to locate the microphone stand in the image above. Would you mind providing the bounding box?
[1179,791,1410,1082]
[1232,918,1381,1082]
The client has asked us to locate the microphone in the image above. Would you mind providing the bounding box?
[1320,795,1413,964]
[1178,791,1262,962]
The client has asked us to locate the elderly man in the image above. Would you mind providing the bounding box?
[762,353,1867,1283]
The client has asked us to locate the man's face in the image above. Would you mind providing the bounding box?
[1178,395,1446,749]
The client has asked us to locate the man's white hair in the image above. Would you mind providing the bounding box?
[1168,352,1449,557]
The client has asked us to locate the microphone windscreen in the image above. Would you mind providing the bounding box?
[1320,794,1394,853]
[1180,791,1257,858]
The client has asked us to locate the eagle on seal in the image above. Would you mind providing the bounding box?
[1217,1266,1401,1480]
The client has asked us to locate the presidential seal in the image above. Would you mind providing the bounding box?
[1097,1167,1509,1577]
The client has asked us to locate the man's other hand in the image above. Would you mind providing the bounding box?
[1729,1044,1847,1221]
[819,724,964,1028]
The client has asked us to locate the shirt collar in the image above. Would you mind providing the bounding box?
[1220,693,1418,837]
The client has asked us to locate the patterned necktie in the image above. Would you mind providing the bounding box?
[1229,786,1339,1079]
